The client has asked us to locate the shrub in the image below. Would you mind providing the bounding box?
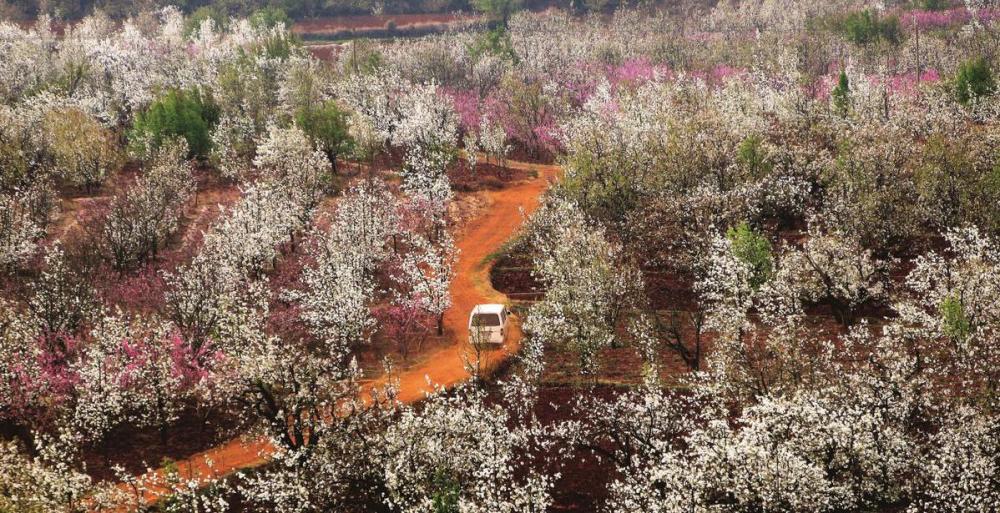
[920,0,950,10]
[468,27,517,62]
[342,40,385,75]
[130,88,219,160]
[954,57,995,105]
[726,222,773,290]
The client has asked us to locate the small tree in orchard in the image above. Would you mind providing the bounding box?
[69,312,202,443]
[394,82,460,213]
[954,57,995,106]
[45,107,122,191]
[28,244,96,337]
[130,88,220,160]
[295,100,354,174]
[0,434,119,512]
[286,237,377,358]
[164,254,269,353]
[914,408,1000,512]
[479,117,511,170]
[183,6,227,39]
[767,223,889,325]
[249,6,291,30]
[381,386,553,513]
[210,112,257,180]
[253,125,332,228]
[100,140,194,270]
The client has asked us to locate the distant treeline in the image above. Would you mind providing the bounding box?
[0,0,577,21]
[0,0,453,20]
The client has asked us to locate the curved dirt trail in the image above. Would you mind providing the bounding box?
[114,159,560,507]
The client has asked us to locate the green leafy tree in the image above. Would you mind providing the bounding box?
[430,468,461,513]
[468,27,518,63]
[130,88,220,160]
[831,71,851,116]
[920,0,949,11]
[249,6,291,29]
[344,39,385,75]
[842,10,901,45]
[726,222,773,291]
[184,5,228,38]
[471,0,523,28]
[954,57,995,105]
[295,100,354,174]
[737,135,773,179]
[45,107,122,191]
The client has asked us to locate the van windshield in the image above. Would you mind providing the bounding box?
[471,313,501,327]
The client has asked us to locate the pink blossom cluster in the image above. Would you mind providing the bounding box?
[443,86,560,156]
[168,332,222,389]
[440,88,480,133]
[900,7,1000,30]
[5,334,80,424]
[606,59,670,89]
[886,69,942,94]
[689,64,747,87]
[812,69,941,100]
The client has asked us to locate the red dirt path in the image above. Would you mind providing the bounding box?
[112,158,560,507]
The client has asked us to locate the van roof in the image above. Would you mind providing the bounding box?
[471,303,505,315]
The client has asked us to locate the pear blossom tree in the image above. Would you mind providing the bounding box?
[100,140,195,270]
[381,386,554,513]
[28,245,97,337]
[0,431,121,513]
[393,232,456,337]
[69,312,214,442]
[912,407,1000,513]
[525,196,642,375]
[0,190,43,272]
[210,112,258,180]
[285,180,400,356]
[252,125,332,228]
[764,222,890,325]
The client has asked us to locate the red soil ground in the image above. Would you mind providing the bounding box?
[108,157,561,507]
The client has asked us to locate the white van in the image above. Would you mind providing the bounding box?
[468,304,510,345]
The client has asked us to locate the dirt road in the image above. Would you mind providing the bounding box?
[115,159,560,506]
